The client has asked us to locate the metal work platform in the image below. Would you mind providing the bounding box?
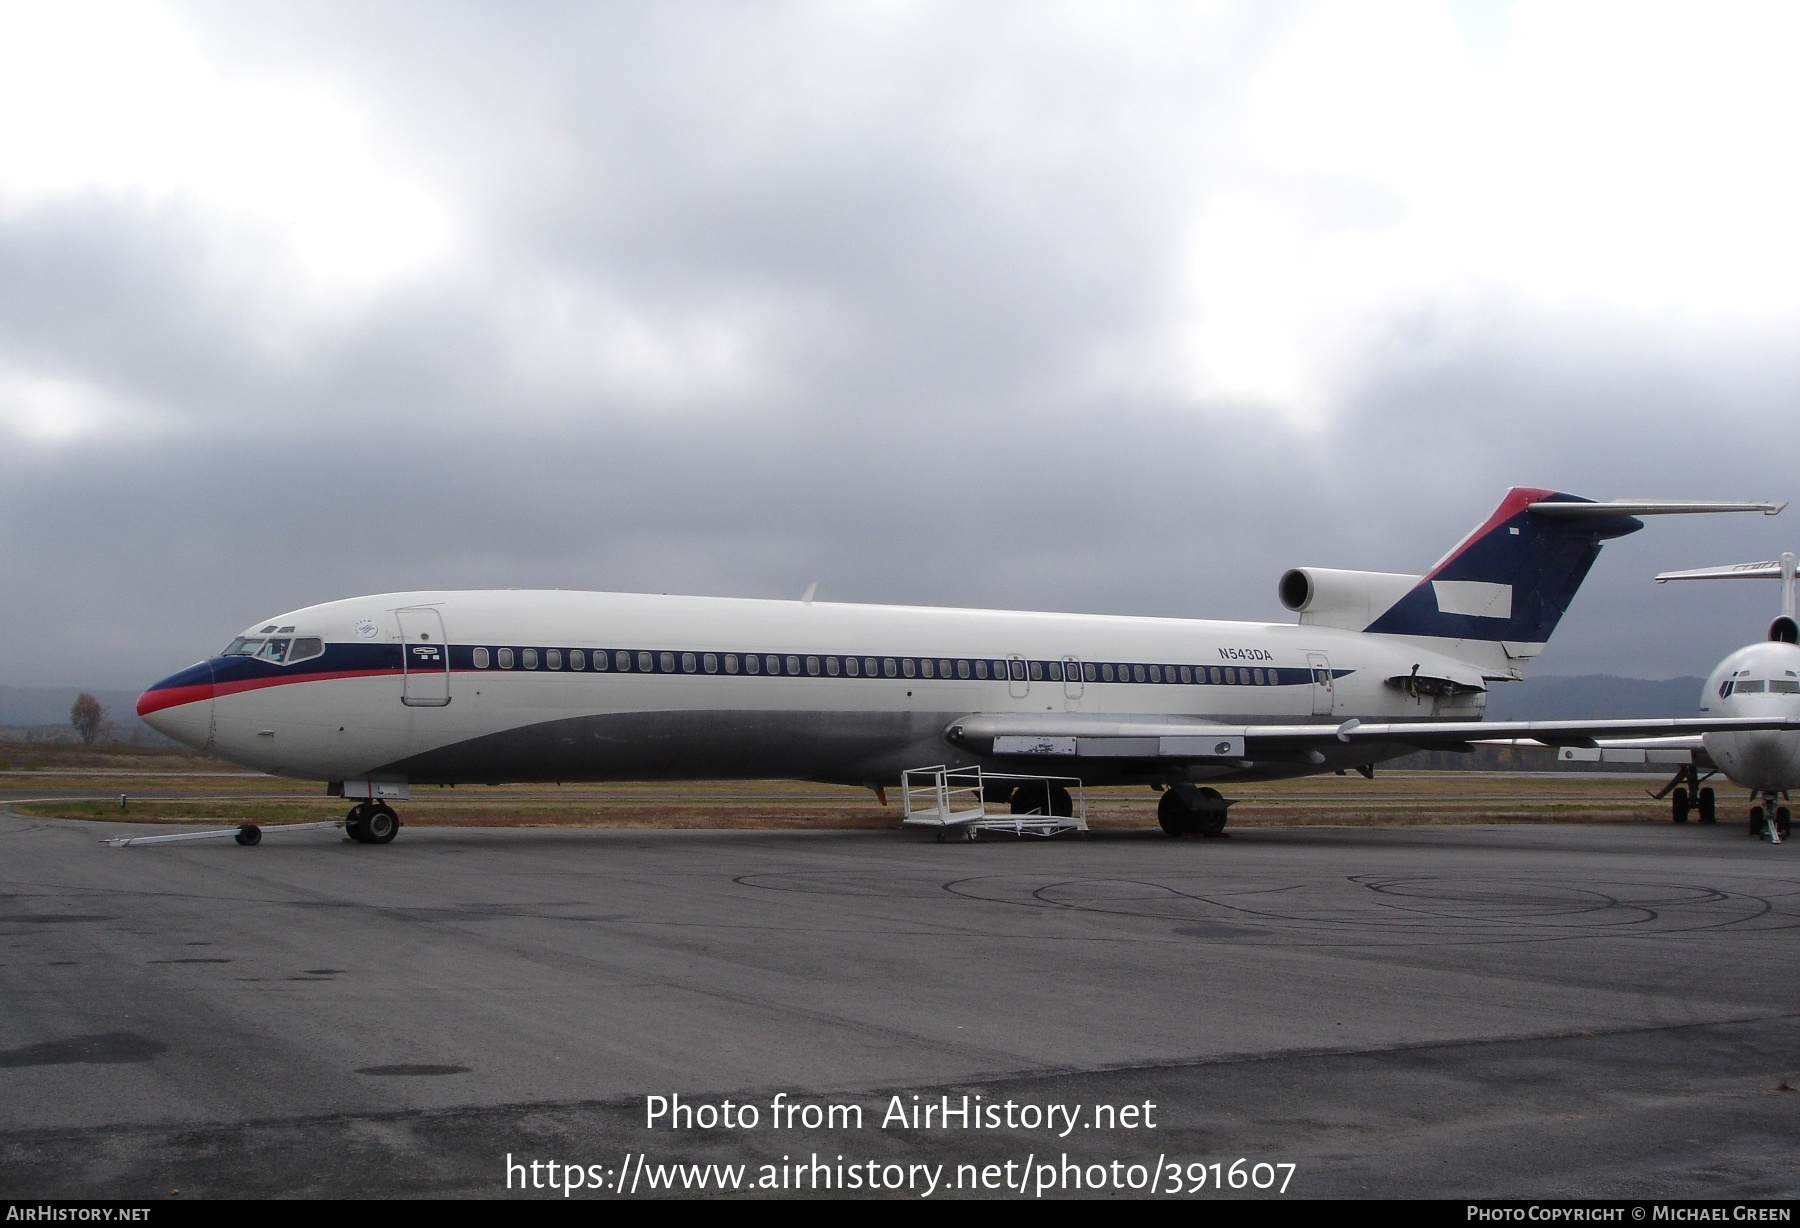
[899,765,1088,841]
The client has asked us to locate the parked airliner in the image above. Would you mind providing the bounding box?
[138,488,1798,844]
[1553,552,1800,842]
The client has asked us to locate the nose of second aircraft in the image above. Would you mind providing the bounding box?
[137,661,215,751]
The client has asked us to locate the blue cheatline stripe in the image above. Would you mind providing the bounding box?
[184,642,1353,691]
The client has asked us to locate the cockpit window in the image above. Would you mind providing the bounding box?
[1736,679,1766,694]
[288,637,324,664]
[223,637,266,657]
[1770,679,1799,693]
[257,638,291,663]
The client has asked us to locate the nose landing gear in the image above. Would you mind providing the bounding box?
[345,801,401,844]
[1748,793,1791,843]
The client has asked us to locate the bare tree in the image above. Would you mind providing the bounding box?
[70,693,112,744]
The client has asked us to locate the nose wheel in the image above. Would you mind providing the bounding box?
[1748,796,1791,843]
[345,801,400,844]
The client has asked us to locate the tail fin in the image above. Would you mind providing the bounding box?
[1363,488,1644,674]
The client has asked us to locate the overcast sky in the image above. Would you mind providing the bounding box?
[2,0,1798,691]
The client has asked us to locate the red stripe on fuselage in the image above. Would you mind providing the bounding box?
[137,683,214,716]
[137,668,396,716]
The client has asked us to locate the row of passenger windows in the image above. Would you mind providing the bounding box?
[468,646,1290,687]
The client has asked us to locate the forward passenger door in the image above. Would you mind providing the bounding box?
[397,607,452,707]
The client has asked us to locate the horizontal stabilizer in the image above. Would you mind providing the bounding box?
[1532,499,1786,518]
[1656,560,1789,582]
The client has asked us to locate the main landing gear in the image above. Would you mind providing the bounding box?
[1655,765,1717,824]
[345,801,400,845]
[1010,782,1075,818]
[1157,786,1230,838]
[1747,792,1791,843]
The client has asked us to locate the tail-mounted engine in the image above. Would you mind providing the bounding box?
[1279,567,1420,632]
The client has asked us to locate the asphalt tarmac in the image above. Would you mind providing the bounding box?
[2,809,1796,1199]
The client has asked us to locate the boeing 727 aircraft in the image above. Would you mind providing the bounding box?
[138,488,1799,844]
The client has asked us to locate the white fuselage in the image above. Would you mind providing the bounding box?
[1700,640,1800,793]
[139,589,1488,789]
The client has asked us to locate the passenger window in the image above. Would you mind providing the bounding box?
[826,657,839,676]
[593,649,608,671]
[497,648,515,668]
[902,658,916,678]
[747,654,760,674]
[523,648,539,669]
[1207,667,1220,684]
[921,659,935,678]
[547,649,562,670]
[288,637,324,664]
[660,652,675,672]
[1252,668,1263,685]
[993,660,1008,679]
[975,660,989,679]
[1131,664,1145,683]
[884,658,898,678]
[682,652,697,673]
[570,650,585,670]
[613,650,628,670]
[1179,665,1192,684]
[1084,662,1097,682]
[787,655,801,675]
[704,653,718,673]
[725,654,739,674]
[846,656,860,676]
[864,658,878,676]
[1148,664,1161,683]
[258,638,291,663]
[1027,661,1042,681]
[958,660,970,679]
[806,656,820,676]
[1100,663,1114,682]
[1010,660,1026,681]
[939,660,952,677]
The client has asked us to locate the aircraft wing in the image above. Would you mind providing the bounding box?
[1475,733,1714,767]
[947,714,1797,764]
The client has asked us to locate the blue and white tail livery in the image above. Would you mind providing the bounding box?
[137,486,1799,844]
[1284,489,1787,680]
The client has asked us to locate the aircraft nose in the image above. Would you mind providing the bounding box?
[137,662,215,751]
[1736,728,1786,778]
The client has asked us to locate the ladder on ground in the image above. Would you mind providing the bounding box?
[899,765,1088,841]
